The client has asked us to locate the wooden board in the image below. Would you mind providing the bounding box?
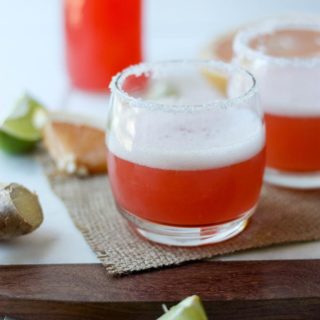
[1,260,320,319]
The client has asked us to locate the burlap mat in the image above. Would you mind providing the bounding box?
[38,153,320,275]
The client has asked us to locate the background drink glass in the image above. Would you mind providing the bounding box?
[64,0,142,91]
[107,60,265,246]
[234,17,320,189]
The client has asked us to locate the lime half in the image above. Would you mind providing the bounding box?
[0,95,46,153]
[158,295,208,320]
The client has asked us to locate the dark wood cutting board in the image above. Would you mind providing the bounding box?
[0,260,320,319]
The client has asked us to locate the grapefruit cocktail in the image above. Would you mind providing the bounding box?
[234,17,320,188]
[107,61,265,246]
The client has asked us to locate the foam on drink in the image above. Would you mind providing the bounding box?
[256,64,320,116]
[108,104,264,171]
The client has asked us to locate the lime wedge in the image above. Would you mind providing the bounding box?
[0,131,36,153]
[0,95,46,153]
[158,295,208,320]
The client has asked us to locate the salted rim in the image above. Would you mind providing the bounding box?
[233,17,320,67]
[109,60,257,112]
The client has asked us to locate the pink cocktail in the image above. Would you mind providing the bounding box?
[107,61,265,246]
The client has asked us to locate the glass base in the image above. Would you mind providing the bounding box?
[118,206,255,247]
[265,168,320,189]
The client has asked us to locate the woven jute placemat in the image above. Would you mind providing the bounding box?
[39,154,320,275]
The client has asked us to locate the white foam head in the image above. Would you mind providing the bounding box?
[108,101,264,170]
[256,65,320,116]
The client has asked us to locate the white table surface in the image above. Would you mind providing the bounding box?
[1,0,320,265]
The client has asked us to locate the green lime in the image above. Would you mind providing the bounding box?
[158,295,208,320]
[0,131,36,153]
[0,95,46,153]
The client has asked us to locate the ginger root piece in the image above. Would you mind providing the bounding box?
[43,113,107,175]
[0,183,44,240]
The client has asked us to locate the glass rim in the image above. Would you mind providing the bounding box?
[110,60,257,112]
[233,17,320,67]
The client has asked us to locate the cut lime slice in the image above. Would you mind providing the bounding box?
[2,95,45,140]
[0,95,46,153]
[158,295,208,320]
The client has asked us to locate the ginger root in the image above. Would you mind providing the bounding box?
[0,183,43,239]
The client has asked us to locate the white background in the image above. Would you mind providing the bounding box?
[0,0,320,264]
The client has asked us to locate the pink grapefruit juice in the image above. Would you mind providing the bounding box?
[108,149,265,226]
[265,113,320,172]
[64,0,142,91]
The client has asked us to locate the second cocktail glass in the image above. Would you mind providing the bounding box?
[234,17,320,188]
[107,61,265,246]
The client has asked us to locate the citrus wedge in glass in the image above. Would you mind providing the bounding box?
[200,30,236,95]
